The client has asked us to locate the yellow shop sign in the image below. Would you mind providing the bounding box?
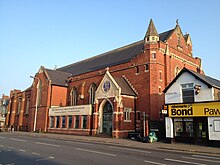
[168,102,220,117]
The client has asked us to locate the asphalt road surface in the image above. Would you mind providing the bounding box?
[0,133,219,165]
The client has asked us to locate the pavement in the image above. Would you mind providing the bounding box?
[2,131,220,156]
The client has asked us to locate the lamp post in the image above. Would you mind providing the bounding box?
[30,76,41,132]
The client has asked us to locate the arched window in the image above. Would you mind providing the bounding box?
[36,79,42,106]
[177,33,181,46]
[174,65,180,77]
[89,83,96,105]
[71,87,78,106]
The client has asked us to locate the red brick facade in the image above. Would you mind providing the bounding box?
[6,89,31,131]
[5,20,203,138]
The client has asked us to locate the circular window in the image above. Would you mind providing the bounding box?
[103,80,111,92]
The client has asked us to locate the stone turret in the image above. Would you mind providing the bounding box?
[144,19,159,44]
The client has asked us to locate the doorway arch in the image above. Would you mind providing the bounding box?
[98,100,113,135]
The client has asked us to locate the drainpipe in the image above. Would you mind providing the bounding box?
[45,80,52,132]
[134,97,137,132]
[90,105,94,136]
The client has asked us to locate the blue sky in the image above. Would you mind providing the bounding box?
[0,0,220,96]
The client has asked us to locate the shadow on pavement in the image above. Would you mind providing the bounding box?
[0,149,61,165]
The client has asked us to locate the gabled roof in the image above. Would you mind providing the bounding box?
[58,40,145,76]
[189,70,220,89]
[114,77,137,96]
[57,21,184,77]
[164,68,220,93]
[45,68,71,87]
[57,29,175,77]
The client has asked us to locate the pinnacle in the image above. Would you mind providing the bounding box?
[145,19,159,38]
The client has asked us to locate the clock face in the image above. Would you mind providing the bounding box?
[103,80,111,92]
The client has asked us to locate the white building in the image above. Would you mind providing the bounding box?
[164,68,220,146]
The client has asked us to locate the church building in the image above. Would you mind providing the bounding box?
[6,19,203,138]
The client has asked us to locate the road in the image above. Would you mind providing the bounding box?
[0,133,219,165]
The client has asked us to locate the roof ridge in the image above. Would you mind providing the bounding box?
[46,68,71,75]
[186,68,220,89]
[159,28,174,36]
[58,40,144,71]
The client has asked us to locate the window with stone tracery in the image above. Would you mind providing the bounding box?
[89,83,96,105]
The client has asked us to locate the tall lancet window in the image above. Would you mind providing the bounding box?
[36,79,42,106]
[71,87,78,106]
[89,83,96,105]
[177,33,181,46]
[17,98,22,115]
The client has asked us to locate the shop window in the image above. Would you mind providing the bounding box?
[50,117,54,128]
[124,107,131,121]
[82,115,87,129]
[174,118,193,137]
[56,116,60,128]
[89,83,96,105]
[185,120,193,137]
[62,116,66,128]
[68,116,72,128]
[181,83,194,103]
[75,115,80,129]
[174,119,183,136]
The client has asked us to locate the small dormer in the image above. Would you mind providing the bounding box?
[144,19,159,44]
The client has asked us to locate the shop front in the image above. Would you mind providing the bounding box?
[165,101,220,146]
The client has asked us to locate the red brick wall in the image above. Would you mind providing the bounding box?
[66,35,201,123]
[51,86,67,107]
[6,90,20,128]
[5,89,31,131]
[29,71,50,132]
[26,25,202,137]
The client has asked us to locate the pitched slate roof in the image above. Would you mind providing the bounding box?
[58,40,145,76]
[57,22,176,77]
[164,68,220,93]
[45,69,71,87]
[114,77,137,96]
[159,29,174,42]
[189,69,220,89]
